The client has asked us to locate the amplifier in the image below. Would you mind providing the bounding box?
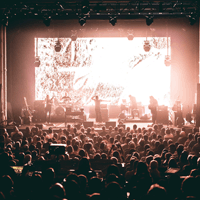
[83,121,94,128]
[157,110,169,124]
[105,121,116,128]
[101,104,108,109]
[101,109,108,122]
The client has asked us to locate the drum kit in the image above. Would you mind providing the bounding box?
[53,95,82,116]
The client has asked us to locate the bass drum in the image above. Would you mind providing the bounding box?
[55,106,65,116]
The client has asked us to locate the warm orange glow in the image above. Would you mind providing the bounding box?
[35,37,171,106]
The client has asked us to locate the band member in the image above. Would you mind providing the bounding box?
[129,95,138,118]
[45,94,54,123]
[148,96,158,125]
[118,112,127,123]
[91,96,103,122]
[21,105,32,125]
[62,92,71,102]
[172,100,182,112]
[21,97,33,125]
[172,100,184,127]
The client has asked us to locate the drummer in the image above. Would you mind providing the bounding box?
[62,93,71,104]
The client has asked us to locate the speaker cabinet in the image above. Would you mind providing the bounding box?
[105,121,116,128]
[101,109,108,122]
[35,124,43,130]
[7,102,13,121]
[83,121,94,128]
[34,100,46,122]
[108,105,121,118]
[157,110,169,125]
[89,105,95,118]
[196,84,200,127]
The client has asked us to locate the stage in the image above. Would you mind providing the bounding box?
[4,117,152,133]
[3,117,196,136]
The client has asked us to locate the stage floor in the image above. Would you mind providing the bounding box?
[15,117,153,131]
[5,118,195,134]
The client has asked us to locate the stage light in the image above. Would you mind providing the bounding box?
[1,16,9,27]
[164,55,171,66]
[82,6,90,15]
[56,2,64,10]
[34,56,40,67]
[146,16,154,26]
[55,39,62,52]
[143,40,151,52]
[188,14,197,25]
[127,34,134,41]
[82,0,90,15]
[79,17,86,26]
[43,15,51,27]
[109,16,117,26]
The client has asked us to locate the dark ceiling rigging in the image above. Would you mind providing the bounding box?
[0,1,199,26]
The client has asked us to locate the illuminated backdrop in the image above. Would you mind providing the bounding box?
[35,37,171,106]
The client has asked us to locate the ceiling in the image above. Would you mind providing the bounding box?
[0,1,199,19]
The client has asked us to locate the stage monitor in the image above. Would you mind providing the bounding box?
[83,121,94,128]
[105,121,116,128]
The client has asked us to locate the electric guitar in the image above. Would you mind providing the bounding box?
[22,97,33,123]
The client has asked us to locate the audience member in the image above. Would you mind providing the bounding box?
[0,122,200,200]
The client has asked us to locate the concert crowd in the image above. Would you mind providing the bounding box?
[0,123,200,200]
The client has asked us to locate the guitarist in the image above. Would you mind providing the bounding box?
[148,96,158,125]
[21,97,33,125]
[45,94,54,124]
[91,95,110,123]
[129,95,138,118]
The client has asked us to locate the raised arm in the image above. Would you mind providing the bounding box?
[91,96,96,101]
[100,99,111,102]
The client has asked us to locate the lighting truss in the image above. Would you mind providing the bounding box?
[0,1,199,20]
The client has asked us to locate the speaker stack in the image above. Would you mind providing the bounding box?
[157,106,169,125]
[33,100,45,122]
[196,83,200,127]
[101,109,108,122]
[83,121,94,128]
